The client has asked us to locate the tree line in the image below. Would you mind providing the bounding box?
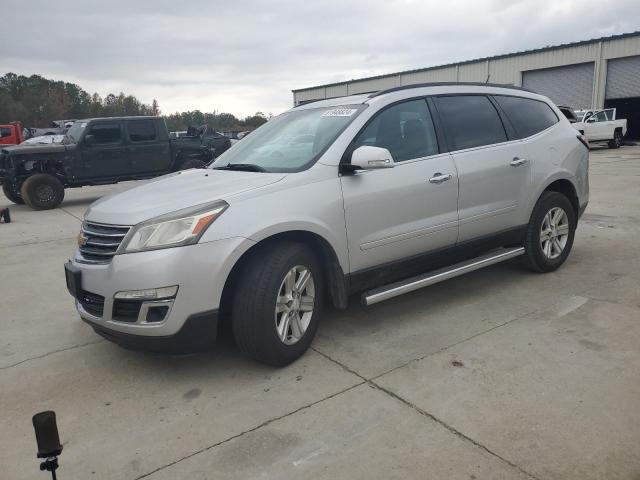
[0,73,268,132]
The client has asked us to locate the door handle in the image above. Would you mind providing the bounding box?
[510,157,528,167]
[428,173,452,184]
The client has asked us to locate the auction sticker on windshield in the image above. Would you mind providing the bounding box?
[322,108,357,117]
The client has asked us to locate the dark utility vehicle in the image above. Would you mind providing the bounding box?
[0,116,232,209]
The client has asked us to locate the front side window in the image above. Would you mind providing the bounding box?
[89,123,122,144]
[128,121,157,142]
[353,99,438,162]
[0,127,11,138]
[435,95,507,151]
[589,111,607,123]
[494,96,558,138]
[213,105,365,173]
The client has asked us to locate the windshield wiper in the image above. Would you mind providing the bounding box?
[214,163,267,172]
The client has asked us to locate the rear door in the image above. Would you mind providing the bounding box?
[434,94,530,242]
[125,119,171,174]
[77,121,128,179]
[340,98,459,273]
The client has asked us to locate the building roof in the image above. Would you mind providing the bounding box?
[292,31,640,93]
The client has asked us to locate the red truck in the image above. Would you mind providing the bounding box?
[0,122,25,146]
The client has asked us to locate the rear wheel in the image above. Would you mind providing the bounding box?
[521,191,576,272]
[20,174,65,210]
[232,242,323,366]
[608,130,623,149]
[2,181,24,204]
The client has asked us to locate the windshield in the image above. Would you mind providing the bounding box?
[63,121,87,144]
[212,105,365,173]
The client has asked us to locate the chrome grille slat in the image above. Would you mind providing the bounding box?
[78,221,131,264]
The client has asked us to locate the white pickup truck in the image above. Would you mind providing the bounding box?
[573,108,627,149]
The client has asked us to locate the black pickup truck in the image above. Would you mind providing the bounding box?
[0,116,232,210]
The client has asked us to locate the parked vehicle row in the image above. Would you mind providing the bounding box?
[64,83,589,366]
[0,117,231,209]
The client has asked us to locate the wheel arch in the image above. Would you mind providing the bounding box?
[540,177,579,218]
[219,230,349,326]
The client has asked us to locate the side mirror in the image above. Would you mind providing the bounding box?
[345,146,395,172]
[84,134,95,145]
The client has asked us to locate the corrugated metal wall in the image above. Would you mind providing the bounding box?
[293,34,640,106]
[522,63,595,108]
[605,55,640,99]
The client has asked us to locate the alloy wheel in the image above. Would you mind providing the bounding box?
[274,265,315,345]
[540,207,569,260]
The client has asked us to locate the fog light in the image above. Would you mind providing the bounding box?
[114,286,178,300]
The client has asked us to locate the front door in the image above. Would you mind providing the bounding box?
[340,98,459,273]
[584,110,611,141]
[77,121,128,180]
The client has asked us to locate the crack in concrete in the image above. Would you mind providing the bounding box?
[0,339,104,370]
[371,382,542,480]
[0,236,76,249]
[59,207,83,221]
[134,381,366,479]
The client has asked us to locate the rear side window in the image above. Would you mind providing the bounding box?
[353,99,439,162]
[435,95,507,150]
[0,127,11,138]
[128,121,157,142]
[494,96,558,138]
[88,123,122,144]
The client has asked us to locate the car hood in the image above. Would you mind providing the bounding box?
[2,143,69,155]
[85,169,286,225]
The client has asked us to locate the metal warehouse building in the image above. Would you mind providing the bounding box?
[293,31,640,138]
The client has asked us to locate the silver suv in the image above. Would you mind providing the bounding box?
[65,83,589,366]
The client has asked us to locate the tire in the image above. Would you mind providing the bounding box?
[20,174,65,210]
[232,242,323,366]
[521,191,576,273]
[608,130,622,149]
[2,181,24,204]
[178,158,207,170]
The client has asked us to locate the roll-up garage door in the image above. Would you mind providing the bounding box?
[605,55,640,99]
[522,62,594,108]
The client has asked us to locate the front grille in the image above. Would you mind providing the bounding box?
[78,290,105,317]
[79,221,131,264]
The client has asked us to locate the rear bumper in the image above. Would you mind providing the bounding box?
[85,309,219,353]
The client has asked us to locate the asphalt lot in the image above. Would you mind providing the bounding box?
[1,146,639,480]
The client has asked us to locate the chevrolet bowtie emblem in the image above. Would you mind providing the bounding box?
[77,233,88,247]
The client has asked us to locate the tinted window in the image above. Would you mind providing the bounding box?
[435,95,507,150]
[495,96,558,138]
[0,127,11,138]
[89,123,121,144]
[353,99,438,162]
[128,121,156,142]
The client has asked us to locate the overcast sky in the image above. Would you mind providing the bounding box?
[1,0,638,117]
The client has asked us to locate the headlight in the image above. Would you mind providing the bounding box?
[119,200,228,253]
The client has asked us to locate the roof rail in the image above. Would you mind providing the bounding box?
[368,82,533,98]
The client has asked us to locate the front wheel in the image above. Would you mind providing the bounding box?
[608,130,623,149]
[521,191,576,273]
[232,242,323,366]
[20,174,65,210]
[2,181,25,204]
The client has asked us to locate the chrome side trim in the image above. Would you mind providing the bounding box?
[362,247,525,306]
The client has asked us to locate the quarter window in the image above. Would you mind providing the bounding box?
[494,96,559,138]
[88,123,121,144]
[434,95,507,150]
[128,121,157,142]
[353,99,438,162]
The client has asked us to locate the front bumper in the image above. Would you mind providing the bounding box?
[68,236,250,345]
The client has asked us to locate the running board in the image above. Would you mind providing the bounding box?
[362,247,525,306]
